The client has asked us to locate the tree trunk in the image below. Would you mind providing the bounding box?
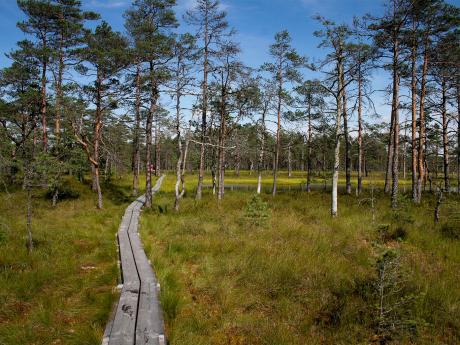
[174,82,185,211]
[55,32,64,146]
[332,57,343,217]
[287,143,292,178]
[342,77,351,195]
[416,45,428,203]
[235,130,240,177]
[357,68,363,196]
[91,165,97,191]
[384,111,394,194]
[94,163,103,210]
[403,120,407,181]
[441,77,449,192]
[196,16,209,200]
[155,112,161,177]
[434,187,443,223]
[132,62,141,196]
[145,61,157,208]
[257,105,267,195]
[40,38,48,152]
[272,69,282,196]
[391,36,400,209]
[411,20,418,202]
[93,71,103,209]
[217,87,227,201]
[457,78,460,194]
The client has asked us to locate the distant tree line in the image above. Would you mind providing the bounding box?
[0,0,459,224]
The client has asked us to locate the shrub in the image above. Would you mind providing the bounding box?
[440,223,460,240]
[243,195,270,226]
[377,224,407,243]
[157,204,169,214]
[372,249,419,343]
[45,185,79,201]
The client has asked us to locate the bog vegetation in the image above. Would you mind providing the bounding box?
[0,0,459,344]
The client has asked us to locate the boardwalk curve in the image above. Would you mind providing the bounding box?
[103,175,165,345]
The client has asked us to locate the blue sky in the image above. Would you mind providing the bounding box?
[1,0,458,126]
[0,0,387,68]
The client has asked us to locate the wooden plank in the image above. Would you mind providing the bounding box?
[108,282,139,345]
[135,279,165,345]
[117,221,138,283]
[135,175,166,344]
[109,208,139,345]
[104,175,166,345]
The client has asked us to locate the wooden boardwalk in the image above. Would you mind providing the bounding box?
[103,176,165,345]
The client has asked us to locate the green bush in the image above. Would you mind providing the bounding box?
[243,194,270,226]
[377,224,407,242]
[373,249,418,342]
[45,185,80,201]
[440,223,460,240]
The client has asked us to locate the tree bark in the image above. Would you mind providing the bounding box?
[457,78,460,194]
[287,143,292,178]
[93,71,103,209]
[234,129,240,177]
[217,84,227,201]
[174,80,186,211]
[342,76,351,195]
[145,61,157,208]
[357,67,363,196]
[272,68,282,196]
[55,32,64,146]
[257,103,267,194]
[384,111,394,194]
[390,36,400,209]
[411,19,418,202]
[441,77,449,192]
[332,55,344,217]
[155,111,161,177]
[196,12,209,200]
[132,62,141,196]
[416,45,428,203]
[40,37,48,152]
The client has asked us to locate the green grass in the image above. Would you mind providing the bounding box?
[141,174,460,345]
[0,177,133,345]
[0,171,458,344]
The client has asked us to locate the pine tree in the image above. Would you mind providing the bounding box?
[73,22,129,209]
[314,18,352,216]
[185,0,229,200]
[17,0,61,151]
[262,30,304,196]
[124,0,177,208]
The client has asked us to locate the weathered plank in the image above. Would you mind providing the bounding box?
[133,175,166,344]
[109,208,139,345]
[104,175,166,345]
